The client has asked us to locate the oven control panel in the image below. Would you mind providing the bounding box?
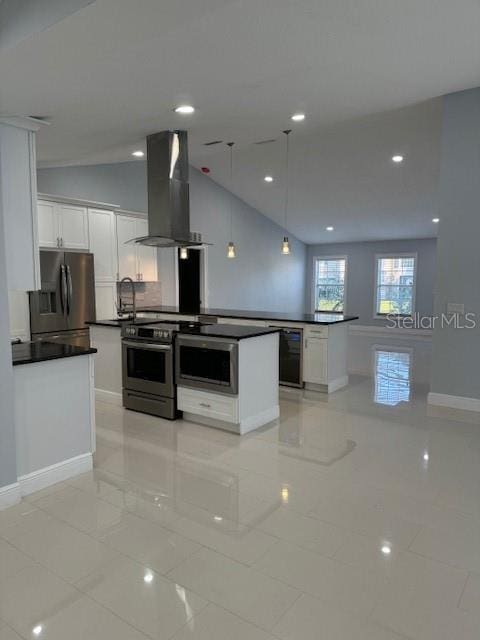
[122,324,173,342]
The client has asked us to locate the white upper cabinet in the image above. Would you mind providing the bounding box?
[116,214,157,281]
[116,215,138,280]
[57,204,89,249]
[88,209,116,282]
[135,218,157,281]
[37,201,58,248]
[37,201,89,250]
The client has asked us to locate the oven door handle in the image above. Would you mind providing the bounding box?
[122,340,172,351]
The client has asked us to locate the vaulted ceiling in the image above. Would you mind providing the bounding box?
[1,0,479,242]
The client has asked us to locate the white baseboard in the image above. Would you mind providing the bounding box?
[183,405,280,436]
[304,376,348,394]
[0,482,21,511]
[18,453,93,497]
[427,392,480,413]
[95,388,123,406]
[328,376,349,393]
[239,405,280,435]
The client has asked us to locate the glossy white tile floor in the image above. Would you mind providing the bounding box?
[2,361,480,639]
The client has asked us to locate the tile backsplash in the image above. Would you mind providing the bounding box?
[116,281,162,308]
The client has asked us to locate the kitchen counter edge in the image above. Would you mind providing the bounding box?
[12,342,97,366]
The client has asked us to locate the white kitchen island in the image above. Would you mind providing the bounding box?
[177,326,280,435]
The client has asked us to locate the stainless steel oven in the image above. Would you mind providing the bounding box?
[122,324,177,419]
[175,335,239,395]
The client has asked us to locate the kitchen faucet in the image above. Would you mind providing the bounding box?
[117,277,136,319]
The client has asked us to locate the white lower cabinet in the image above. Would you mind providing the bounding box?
[303,335,328,384]
[95,283,117,320]
[178,387,239,424]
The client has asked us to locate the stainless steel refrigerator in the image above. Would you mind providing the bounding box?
[29,251,96,348]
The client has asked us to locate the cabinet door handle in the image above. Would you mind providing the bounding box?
[199,402,211,408]
[305,338,308,349]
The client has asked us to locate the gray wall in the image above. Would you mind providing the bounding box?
[430,88,480,399]
[0,160,18,489]
[38,162,307,312]
[306,238,437,325]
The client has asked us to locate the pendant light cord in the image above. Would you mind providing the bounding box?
[227,142,234,242]
[283,130,291,229]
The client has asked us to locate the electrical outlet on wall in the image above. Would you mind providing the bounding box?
[447,302,465,314]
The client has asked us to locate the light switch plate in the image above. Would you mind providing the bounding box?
[447,302,465,314]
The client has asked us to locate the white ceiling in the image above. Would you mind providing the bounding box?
[1,0,479,243]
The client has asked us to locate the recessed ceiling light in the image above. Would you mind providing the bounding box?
[132,150,144,157]
[144,571,154,584]
[392,155,404,163]
[264,175,274,182]
[432,218,440,223]
[381,545,392,555]
[423,452,429,461]
[213,515,223,522]
[291,113,305,122]
[174,105,195,114]
[326,226,334,231]
[32,626,43,637]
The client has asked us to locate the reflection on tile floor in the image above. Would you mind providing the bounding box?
[2,366,480,639]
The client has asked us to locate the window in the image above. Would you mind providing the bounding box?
[375,254,416,316]
[313,257,346,312]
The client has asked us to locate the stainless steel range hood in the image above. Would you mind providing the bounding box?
[129,130,204,248]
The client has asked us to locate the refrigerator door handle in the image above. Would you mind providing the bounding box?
[60,265,67,315]
[66,265,73,316]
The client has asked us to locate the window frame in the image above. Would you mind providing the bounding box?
[373,252,417,319]
[312,255,348,314]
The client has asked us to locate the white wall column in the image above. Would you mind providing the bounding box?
[429,88,480,409]
[0,137,19,506]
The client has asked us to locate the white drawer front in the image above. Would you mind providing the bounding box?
[178,387,238,423]
[304,325,329,339]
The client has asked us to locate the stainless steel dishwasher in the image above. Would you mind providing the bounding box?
[269,326,304,388]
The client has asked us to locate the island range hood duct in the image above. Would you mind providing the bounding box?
[129,130,205,248]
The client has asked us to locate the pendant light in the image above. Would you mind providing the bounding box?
[226,142,236,258]
[282,129,292,255]
[179,247,188,260]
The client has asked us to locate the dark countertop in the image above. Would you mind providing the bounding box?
[177,324,280,340]
[87,317,165,328]
[136,305,359,326]
[12,341,97,366]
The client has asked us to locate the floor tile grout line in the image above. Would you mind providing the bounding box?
[456,571,471,610]
[0,618,29,640]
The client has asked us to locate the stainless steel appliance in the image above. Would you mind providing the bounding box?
[122,323,178,419]
[29,251,96,348]
[176,334,239,395]
[128,130,207,249]
[271,326,303,388]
